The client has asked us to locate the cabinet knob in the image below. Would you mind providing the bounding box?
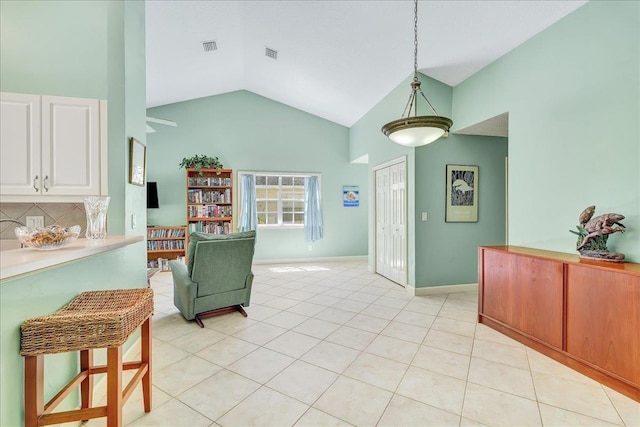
[33,175,39,192]
[43,175,49,192]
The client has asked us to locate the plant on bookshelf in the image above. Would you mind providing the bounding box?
[179,155,223,175]
[186,168,233,235]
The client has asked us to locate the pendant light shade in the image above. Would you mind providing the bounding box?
[382,0,452,147]
[382,116,453,147]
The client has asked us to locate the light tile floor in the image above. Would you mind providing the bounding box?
[91,259,639,427]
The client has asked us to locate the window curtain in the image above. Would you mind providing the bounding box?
[239,174,257,232]
[304,176,323,242]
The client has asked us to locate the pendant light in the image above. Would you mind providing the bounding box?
[382,0,452,147]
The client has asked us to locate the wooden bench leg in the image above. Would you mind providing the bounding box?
[106,346,123,427]
[24,355,44,427]
[141,316,152,412]
[80,349,93,421]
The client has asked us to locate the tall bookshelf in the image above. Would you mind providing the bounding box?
[147,225,187,270]
[186,168,233,235]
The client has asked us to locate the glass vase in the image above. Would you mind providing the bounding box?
[84,196,110,239]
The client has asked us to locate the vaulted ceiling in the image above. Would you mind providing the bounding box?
[146,0,587,127]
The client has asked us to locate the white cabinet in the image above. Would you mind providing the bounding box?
[0,93,41,195]
[0,92,108,202]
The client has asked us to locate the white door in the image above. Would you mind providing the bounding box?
[389,161,407,285]
[375,159,407,286]
[41,96,101,196]
[376,167,391,279]
[0,93,41,195]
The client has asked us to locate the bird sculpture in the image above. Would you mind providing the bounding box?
[570,205,626,262]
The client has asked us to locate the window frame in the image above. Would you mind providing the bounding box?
[237,171,321,229]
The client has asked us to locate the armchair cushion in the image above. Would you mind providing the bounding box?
[187,230,256,276]
[191,237,255,296]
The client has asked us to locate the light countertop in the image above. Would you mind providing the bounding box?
[0,235,144,281]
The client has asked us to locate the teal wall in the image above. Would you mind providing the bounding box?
[415,135,507,286]
[124,0,148,236]
[453,0,639,262]
[0,0,108,99]
[0,1,147,425]
[147,90,368,260]
[350,73,507,287]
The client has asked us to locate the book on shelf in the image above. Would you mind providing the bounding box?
[187,189,231,204]
[158,258,169,271]
[148,254,186,270]
[188,221,231,235]
[188,176,232,187]
[187,204,232,218]
[147,227,186,238]
[147,240,185,251]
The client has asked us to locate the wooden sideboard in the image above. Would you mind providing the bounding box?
[478,246,640,402]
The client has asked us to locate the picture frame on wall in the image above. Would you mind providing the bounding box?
[129,137,146,186]
[445,164,478,222]
[343,185,360,207]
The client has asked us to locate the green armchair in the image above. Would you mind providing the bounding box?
[169,230,256,327]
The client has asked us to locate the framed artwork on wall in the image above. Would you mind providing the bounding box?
[343,185,359,207]
[445,164,478,222]
[129,137,146,186]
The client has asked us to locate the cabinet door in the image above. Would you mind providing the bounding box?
[566,265,640,384]
[481,250,564,349]
[0,93,41,195]
[41,96,101,196]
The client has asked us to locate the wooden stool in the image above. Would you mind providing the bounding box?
[20,288,154,427]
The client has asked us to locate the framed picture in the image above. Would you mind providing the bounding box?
[129,137,146,186]
[343,185,359,207]
[445,164,478,222]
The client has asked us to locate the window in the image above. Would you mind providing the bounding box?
[239,172,319,228]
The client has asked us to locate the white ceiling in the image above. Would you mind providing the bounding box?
[146,0,587,128]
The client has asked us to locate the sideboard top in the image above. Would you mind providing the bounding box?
[480,245,640,275]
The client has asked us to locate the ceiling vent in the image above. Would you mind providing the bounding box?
[265,47,278,60]
[202,40,217,52]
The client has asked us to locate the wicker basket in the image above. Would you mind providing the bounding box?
[21,288,154,356]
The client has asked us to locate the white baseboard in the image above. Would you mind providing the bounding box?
[253,255,368,265]
[408,283,478,296]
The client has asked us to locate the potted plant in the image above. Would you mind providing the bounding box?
[178,155,224,175]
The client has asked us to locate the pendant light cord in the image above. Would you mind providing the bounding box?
[408,0,440,117]
[381,0,453,145]
[413,0,419,82]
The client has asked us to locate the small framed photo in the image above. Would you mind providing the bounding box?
[445,164,478,222]
[343,185,359,207]
[129,137,146,186]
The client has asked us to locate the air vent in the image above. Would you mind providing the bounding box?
[202,40,217,52]
[265,47,278,60]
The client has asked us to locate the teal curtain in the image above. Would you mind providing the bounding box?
[239,174,257,232]
[304,176,323,242]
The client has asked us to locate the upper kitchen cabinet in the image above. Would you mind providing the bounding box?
[0,92,108,202]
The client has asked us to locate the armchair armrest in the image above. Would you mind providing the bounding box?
[169,260,198,320]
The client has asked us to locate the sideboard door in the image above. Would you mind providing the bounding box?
[482,249,564,349]
[566,265,640,385]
